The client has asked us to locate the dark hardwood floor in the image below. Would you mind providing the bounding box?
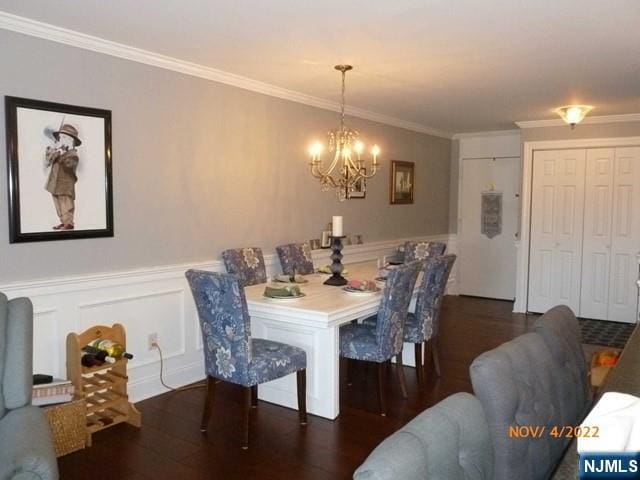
[59,296,537,480]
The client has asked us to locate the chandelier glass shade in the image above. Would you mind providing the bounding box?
[309,65,380,200]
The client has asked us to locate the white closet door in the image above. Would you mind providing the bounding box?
[528,149,586,313]
[579,148,615,319]
[608,147,640,323]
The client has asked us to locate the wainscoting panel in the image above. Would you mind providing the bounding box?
[1,234,456,403]
[77,289,187,368]
[32,308,59,375]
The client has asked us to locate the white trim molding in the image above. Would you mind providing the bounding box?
[452,129,521,140]
[0,233,454,403]
[514,136,640,313]
[0,11,451,139]
[515,113,640,129]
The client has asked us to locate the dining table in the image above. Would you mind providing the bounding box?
[244,260,418,420]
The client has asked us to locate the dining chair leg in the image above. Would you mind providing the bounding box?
[242,386,252,449]
[396,351,408,399]
[432,336,442,377]
[200,376,216,432]
[414,342,423,386]
[377,362,387,416]
[251,385,258,408]
[297,369,308,425]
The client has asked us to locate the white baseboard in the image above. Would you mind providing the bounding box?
[0,233,453,403]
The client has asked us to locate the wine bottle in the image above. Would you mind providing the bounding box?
[81,353,102,368]
[82,345,116,364]
[89,339,134,360]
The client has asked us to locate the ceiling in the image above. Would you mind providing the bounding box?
[1,0,639,134]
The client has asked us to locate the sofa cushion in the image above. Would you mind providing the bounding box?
[353,393,493,480]
[470,332,567,480]
[533,305,590,421]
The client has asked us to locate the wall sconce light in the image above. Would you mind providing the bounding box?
[554,105,594,129]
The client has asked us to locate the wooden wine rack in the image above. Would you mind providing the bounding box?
[66,323,141,446]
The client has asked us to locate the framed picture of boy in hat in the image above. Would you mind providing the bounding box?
[5,96,113,242]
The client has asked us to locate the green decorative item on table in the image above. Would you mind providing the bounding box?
[264,284,303,298]
[273,274,308,284]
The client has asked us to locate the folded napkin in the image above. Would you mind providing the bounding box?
[274,274,307,284]
[264,285,301,297]
[577,392,640,453]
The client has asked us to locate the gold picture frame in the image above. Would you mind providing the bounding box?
[389,160,414,204]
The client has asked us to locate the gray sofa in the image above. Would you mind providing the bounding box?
[470,305,589,480]
[353,393,493,480]
[0,293,58,480]
[354,305,588,480]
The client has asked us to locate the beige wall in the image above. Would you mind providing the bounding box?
[521,121,640,142]
[0,30,451,282]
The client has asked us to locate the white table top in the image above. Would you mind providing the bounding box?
[245,261,385,328]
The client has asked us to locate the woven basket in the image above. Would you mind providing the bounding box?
[43,397,87,457]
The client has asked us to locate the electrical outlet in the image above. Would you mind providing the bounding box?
[148,333,158,350]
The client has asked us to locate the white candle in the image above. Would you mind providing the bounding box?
[332,216,343,237]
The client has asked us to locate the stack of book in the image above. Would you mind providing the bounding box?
[32,378,75,406]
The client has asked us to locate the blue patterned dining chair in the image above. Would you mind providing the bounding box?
[276,242,315,276]
[406,254,456,385]
[222,247,267,287]
[339,261,422,415]
[185,270,307,449]
[403,241,447,262]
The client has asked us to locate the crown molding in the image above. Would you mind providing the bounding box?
[515,113,640,129]
[0,11,452,139]
[452,129,520,140]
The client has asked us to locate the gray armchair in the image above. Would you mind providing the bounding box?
[353,393,494,480]
[0,293,58,480]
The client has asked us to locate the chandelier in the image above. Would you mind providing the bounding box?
[308,65,380,200]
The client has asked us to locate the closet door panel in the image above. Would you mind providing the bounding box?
[528,149,585,313]
[528,152,558,312]
[608,147,640,322]
[529,152,559,312]
[555,151,586,314]
[580,148,614,320]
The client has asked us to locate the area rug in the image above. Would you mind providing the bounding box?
[579,318,636,349]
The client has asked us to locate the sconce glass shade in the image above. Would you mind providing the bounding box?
[555,105,594,128]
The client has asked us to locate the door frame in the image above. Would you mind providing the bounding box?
[513,136,640,313]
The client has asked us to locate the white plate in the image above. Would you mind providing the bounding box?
[263,293,306,302]
[342,286,381,296]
